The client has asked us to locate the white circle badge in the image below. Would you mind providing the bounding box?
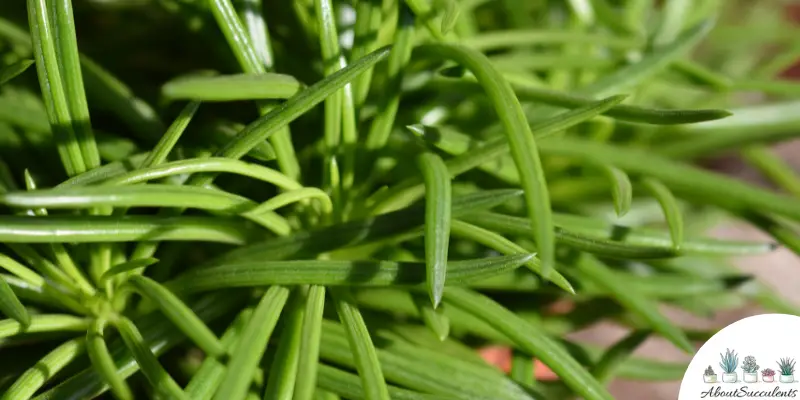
[679,314,800,399]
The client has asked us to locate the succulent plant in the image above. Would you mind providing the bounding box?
[0,1,797,400]
[778,358,797,376]
[720,349,740,374]
[762,368,776,377]
[705,366,716,376]
[742,355,760,373]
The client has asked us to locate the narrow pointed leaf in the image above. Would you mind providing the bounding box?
[417,152,451,307]
[412,294,450,341]
[591,330,651,384]
[443,288,614,400]
[115,317,189,399]
[163,73,303,101]
[184,309,252,400]
[100,258,159,283]
[449,220,573,293]
[1,338,85,400]
[575,254,693,353]
[213,286,289,400]
[294,285,326,400]
[316,364,452,400]
[127,275,225,357]
[0,59,34,85]
[641,178,684,250]
[0,275,30,327]
[599,165,632,217]
[166,254,534,294]
[0,314,88,339]
[263,289,306,400]
[331,288,391,400]
[87,319,134,400]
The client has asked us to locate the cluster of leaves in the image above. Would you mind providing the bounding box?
[742,356,759,374]
[778,358,797,376]
[720,349,739,374]
[0,0,798,399]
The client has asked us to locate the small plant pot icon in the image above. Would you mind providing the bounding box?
[780,375,794,383]
[704,375,718,383]
[722,373,738,383]
[764,376,775,383]
[744,373,758,383]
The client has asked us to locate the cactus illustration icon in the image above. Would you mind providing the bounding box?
[719,349,739,383]
[704,366,718,383]
[778,358,796,383]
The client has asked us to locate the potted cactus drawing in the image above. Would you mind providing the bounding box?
[778,358,796,383]
[743,356,760,383]
[720,349,739,383]
[704,366,718,383]
[763,368,776,383]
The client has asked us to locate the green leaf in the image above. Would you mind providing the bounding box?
[462,210,773,256]
[641,178,684,250]
[35,293,239,399]
[167,254,534,294]
[574,254,694,353]
[163,73,303,101]
[294,285,326,400]
[99,258,159,283]
[331,287,391,400]
[591,330,651,384]
[579,19,714,97]
[1,338,85,400]
[211,189,523,265]
[263,289,306,400]
[365,5,415,152]
[0,275,30,327]
[0,185,291,235]
[0,59,34,85]
[0,215,259,244]
[538,137,800,221]
[0,314,88,339]
[376,95,627,211]
[415,43,556,277]
[316,363,453,400]
[449,220,574,293]
[127,275,225,357]
[320,318,533,400]
[443,288,614,400]
[598,165,632,217]
[417,152,451,307]
[213,286,289,400]
[26,0,86,176]
[86,319,134,400]
[185,308,252,400]
[100,157,302,191]
[438,0,460,34]
[412,294,450,341]
[115,317,189,400]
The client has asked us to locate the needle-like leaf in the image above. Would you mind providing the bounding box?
[417,152,451,307]
[0,59,34,85]
[641,178,684,250]
[294,285,326,400]
[167,254,534,294]
[86,319,134,400]
[213,286,289,400]
[331,287,391,400]
[127,275,225,357]
[0,275,30,327]
[163,73,303,101]
[1,338,85,400]
[116,316,189,400]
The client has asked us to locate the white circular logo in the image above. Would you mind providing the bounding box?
[679,314,800,399]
